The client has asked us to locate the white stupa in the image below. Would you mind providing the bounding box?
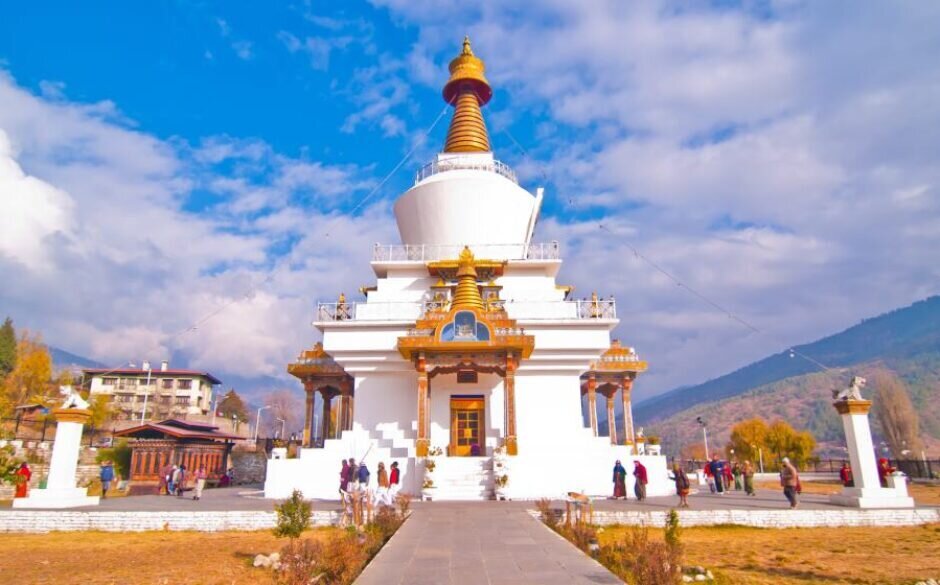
[264,37,670,500]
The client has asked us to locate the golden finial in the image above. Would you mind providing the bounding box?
[451,246,485,311]
[442,37,492,153]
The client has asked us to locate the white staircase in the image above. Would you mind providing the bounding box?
[430,457,495,500]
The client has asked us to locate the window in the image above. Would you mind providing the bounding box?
[177,379,192,390]
[175,396,190,405]
[102,377,117,386]
[161,379,174,389]
[136,395,146,402]
[115,394,135,403]
[160,396,172,405]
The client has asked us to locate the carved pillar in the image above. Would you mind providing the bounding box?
[416,354,430,457]
[339,377,353,433]
[605,388,617,445]
[303,381,315,447]
[587,373,598,436]
[320,387,332,442]
[621,376,635,449]
[504,353,518,455]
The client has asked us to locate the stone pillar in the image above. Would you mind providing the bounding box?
[320,388,332,442]
[302,382,315,447]
[504,354,518,455]
[416,354,430,457]
[586,373,598,436]
[13,408,100,508]
[828,399,914,508]
[621,376,636,449]
[605,389,617,445]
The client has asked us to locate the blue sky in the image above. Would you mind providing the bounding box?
[1,1,939,404]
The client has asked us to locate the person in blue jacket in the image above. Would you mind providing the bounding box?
[99,460,115,499]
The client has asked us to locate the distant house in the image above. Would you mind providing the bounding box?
[13,403,49,422]
[82,360,221,421]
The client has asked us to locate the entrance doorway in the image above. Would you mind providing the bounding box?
[450,396,484,456]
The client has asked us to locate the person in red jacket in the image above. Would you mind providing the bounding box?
[633,460,649,501]
[389,461,401,496]
[839,462,854,487]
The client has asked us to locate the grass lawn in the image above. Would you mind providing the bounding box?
[597,523,940,584]
[0,529,337,584]
[754,479,940,505]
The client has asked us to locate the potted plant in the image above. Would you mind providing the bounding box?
[494,473,509,500]
[421,446,442,501]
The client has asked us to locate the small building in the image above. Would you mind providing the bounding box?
[83,360,221,421]
[113,419,241,494]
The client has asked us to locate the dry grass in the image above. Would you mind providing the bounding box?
[754,479,940,505]
[0,529,337,585]
[598,523,940,584]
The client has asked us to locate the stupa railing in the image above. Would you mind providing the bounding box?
[415,157,518,184]
[316,298,616,322]
[372,241,560,262]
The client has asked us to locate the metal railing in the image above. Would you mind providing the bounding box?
[316,299,617,322]
[371,241,560,262]
[415,157,518,184]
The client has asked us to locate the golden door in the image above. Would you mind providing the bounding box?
[450,397,484,456]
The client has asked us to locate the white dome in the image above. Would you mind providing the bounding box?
[394,154,538,255]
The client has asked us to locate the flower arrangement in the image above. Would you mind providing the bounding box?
[427,446,443,457]
[495,474,509,488]
[422,478,435,489]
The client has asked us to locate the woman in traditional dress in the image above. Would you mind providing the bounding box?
[14,462,31,498]
[671,462,691,508]
[612,460,627,499]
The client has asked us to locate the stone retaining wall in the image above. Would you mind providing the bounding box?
[532,507,940,528]
[0,510,341,533]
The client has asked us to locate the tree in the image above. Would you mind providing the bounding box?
[88,394,115,429]
[264,389,303,438]
[870,369,924,459]
[1,331,53,414]
[727,418,770,464]
[216,389,249,422]
[0,317,15,377]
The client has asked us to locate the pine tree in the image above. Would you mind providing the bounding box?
[217,389,249,422]
[0,317,15,377]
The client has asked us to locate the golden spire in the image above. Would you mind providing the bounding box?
[451,246,485,311]
[442,36,492,153]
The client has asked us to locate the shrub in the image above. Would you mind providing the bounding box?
[535,498,558,529]
[0,444,24,486]
[664,509,682,554]
[395,492,412,517]
[95,439,132,480]
[274,490,312,540]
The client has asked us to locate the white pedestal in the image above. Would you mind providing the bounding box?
[828,400,914,509]
[13,409,100,509]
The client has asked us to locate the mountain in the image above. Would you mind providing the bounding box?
[633,296,940,457]
[48,345,105,370]
[635,296,940,424]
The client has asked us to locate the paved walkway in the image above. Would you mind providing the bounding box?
[354,502,620,585]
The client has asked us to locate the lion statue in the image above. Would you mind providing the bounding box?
[832,376,866,401]
[59,385,90,410]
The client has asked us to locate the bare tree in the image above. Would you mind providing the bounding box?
[263,389,304,439]
[870,369,924,459]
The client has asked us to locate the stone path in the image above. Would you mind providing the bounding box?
[354,502,620,585]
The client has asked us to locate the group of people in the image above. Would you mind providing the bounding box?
[159,463,209,500]
[340,458,401,507]
[702,455,757,496]
[611,459,649,501]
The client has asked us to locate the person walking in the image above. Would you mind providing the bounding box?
[340,459,351,492]
[389,461,401,498]
[357,461,371,486]
[377,462,389,489]
[839,462,854,487]
[633,460,648,501]
[612,460,627,500]
[174,464,187,497]
[703,461,716,493]
[348,458,358,487]
[732,461,743,491]
[780,457,800,508]
[877,458,895,488]
[743,460,756,496]
[167,464,179,496]
[99,460,115,499]
[14,462,31,498]
[671,462,691,508]
[193,466,208,500]
[708,454,725,494]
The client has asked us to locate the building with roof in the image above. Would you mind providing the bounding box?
[264,38,670,501]
[83,360,221,421]
[113,419,241,494]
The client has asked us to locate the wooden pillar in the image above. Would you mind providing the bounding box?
[340,377,353,432]
[416,354,430,457]
[606,389,618,445]
[320,387,332,442]
[302,381,315,447]
[621,376,636,450]
[504,353,518,455]
[587,373,598,436]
